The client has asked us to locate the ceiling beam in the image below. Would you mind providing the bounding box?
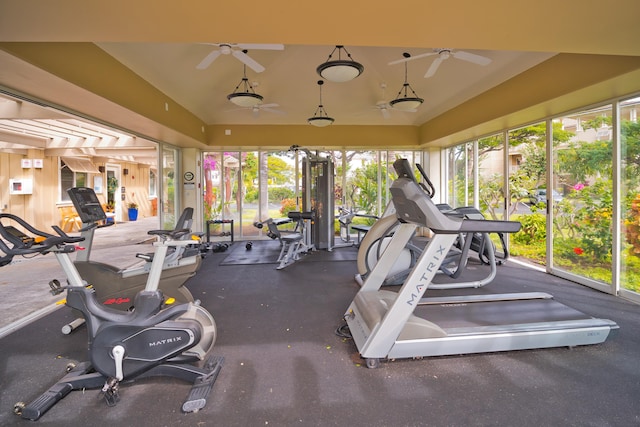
[0,128,47,148]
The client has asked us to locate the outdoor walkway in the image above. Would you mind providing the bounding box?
[0,216,160,337]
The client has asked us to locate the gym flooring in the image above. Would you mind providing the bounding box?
[0,228,639,426]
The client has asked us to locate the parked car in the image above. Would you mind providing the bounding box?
[530,188,563,205]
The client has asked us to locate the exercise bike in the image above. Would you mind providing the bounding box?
[0,213,223,421]
[68,187,202,312]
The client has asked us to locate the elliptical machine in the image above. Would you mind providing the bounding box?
[0,213,222,421]
[355,163,509,289]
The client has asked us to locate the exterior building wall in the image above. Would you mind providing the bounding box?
[0,151,152,232]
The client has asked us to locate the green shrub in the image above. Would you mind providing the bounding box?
[269,187,295,203]
[244,187,259,203]
[513,213,546,245]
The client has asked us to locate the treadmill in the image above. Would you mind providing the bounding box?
[344,159,618,368]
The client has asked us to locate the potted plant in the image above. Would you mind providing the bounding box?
[127,202,139,221]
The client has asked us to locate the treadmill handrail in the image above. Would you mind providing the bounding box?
[390,177,521,234]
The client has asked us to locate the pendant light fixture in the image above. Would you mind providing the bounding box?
[227,58,263,107]
[389,52,424,111]
[307,80,334,127]
[316,45,364,83]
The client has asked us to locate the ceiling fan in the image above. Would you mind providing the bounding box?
[229,103,286,118]
[372,83,417,119]
[389,48,492,78]
[196,43,285,73]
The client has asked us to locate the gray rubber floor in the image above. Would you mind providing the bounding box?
[0,238,638,426]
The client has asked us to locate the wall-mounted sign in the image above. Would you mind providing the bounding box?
[184,171,195,181]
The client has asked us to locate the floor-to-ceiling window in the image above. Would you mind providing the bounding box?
[264,150,297,218]
[442,97,640,301]
[221,151,242,237]
[477,133,506,220]
[445,142,474,208]
[506,122,547,263]
[620,96,640,300]
[161,146,179,229]
[201,148,423,242]
[552,105,613,292]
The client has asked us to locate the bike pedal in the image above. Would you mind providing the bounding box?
[48,279,64,296]
[99,378,120,407]
[102,389,120,407]
[181,355,224,413]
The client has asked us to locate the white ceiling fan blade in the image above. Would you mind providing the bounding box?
[425,56,445,78]
[451,50,492,65]
[237,43,285,51]
[252,106,260,118]
[388,51,437,66]
[233,50,265,73]
[196,50,221,70]
[381,107,391,119]
[259,103,280,109]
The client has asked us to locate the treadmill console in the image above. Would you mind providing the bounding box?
[393,158,417,182]
[67,187,107,224]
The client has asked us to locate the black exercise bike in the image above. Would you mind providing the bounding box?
[0,213,223,421]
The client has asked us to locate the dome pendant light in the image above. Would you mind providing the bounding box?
[316,45,364,83]
[227,60,263,107]
[307,80,335,127]
[389,53,424,111]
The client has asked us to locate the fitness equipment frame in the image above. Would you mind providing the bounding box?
[355,165,508,289]
[255,211,315,269]
[301,152,334,251]
[0,213,223,420]
[68,187,200,311]
[344,159,618,368]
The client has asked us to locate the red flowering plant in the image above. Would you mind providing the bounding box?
[572,180,613,262]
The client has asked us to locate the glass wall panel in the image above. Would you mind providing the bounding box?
[477,133,505,220]
[620,96,640,296]
[340,150,383,216]
[197,149,428,244]
[552,105,613,286]
[507,122,547,263]
[445,142,474,208]
[202,151,242,240]
[264,150,297,217]
[161,146,178,229]
[239,151,259,239]
[203,152,223,222]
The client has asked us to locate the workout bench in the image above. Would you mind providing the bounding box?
[265,211,314,270]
